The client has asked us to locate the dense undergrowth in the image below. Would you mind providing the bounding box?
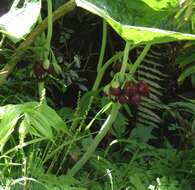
[1,0,195,190]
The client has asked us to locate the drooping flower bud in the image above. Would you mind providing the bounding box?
[131,94,141,106]
[124,81,137,97]
[137,80,149,97]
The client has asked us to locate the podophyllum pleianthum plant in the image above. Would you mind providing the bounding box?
[2,0,195,189]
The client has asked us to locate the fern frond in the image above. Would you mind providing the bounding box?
[135,45,172,133]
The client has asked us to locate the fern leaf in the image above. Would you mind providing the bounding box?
[134,45,171,138]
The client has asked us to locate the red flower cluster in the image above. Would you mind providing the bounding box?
[34,63,54,79]
[109,81,149,106]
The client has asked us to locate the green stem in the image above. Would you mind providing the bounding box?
[119,42,131,82]
[46,0,53,58]
[94,43,135,91]
[92,52,123,91]
[92,68,105,91]
[70,23,108,131]
[68,103,120,176]
[130,44,151,76]
[97,20,107,72]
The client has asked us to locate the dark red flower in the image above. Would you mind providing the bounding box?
[34,63,45,78]
[137,81,149,97]
[109,86,121,97]
[131,94,141,106]
[124,81,137,97]
[118,95,129,104]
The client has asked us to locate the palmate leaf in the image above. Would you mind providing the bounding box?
[0,0,41,43]
[0,102,67,152]
[76,0,195,44]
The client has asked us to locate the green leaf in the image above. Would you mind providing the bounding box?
[130,125,155,143]
[85,102,111,130]
[0,105,21,151]
[26,112,53,139]
[169,101,195,114]
[0,0,41,43]
[178,64,195,83]
[112,112,128,138]
[0,101,68,151]
[58,107,75,120]
[75,0,195,44]
[138,107,161,122]
[176,53,195,66]
[21,102,68,133]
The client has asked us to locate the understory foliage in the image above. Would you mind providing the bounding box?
[1,0,195,190]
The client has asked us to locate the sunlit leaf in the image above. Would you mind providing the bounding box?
[76,0,195,44]
[0,0,41,43]
[0,105,21,151]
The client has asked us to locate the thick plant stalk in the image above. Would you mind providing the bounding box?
[0,0,76,85]
[68,103,120,176]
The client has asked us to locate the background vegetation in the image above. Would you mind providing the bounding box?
[0,0,195,189]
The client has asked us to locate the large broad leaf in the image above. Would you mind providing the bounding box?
[0,0,41,43]
[75,0,195,44]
